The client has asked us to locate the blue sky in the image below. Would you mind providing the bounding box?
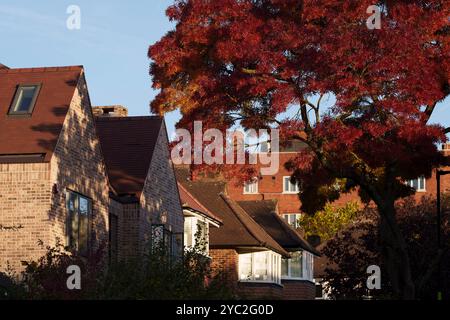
[1,0,448,140]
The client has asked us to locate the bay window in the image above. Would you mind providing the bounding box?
[281,251,314,281]
[239,251,281,284]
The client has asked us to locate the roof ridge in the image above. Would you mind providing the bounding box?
[0,65,83,73]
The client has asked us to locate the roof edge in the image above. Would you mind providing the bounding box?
[220,193,290,258]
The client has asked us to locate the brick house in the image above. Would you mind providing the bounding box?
[0,65,110,270]
[176,167,319,299]
[0,65,183,272]
[94,108,184,261]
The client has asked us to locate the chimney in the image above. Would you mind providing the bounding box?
[92,105,128,117]
[0,63,9,70]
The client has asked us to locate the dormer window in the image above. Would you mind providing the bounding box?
[8,84,41,115]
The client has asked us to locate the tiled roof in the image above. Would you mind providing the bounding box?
[238,200,320,255]
[95,116,163,197]
[0,66,83,162]
[178,182,223,225]
[176,167,290,257]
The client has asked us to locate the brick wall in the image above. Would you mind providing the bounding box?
[281,279,316,300]
[0,163,51,271]
[139,121,184,256]
[49,72,110,257]
[227,152,361,216]
[237,282,283,300]
[210,249,239,289]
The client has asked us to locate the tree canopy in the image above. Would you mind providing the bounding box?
[149,0,449,299]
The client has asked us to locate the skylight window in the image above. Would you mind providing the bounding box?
[8,84,41,115]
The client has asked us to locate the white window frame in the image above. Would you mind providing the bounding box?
[184,216,210,255]
[283,176,300,194]
[281,251,314,282]
[282,213,302,229]
[243,179,259,194]
[406,176,426,192]
[238,251,281,285]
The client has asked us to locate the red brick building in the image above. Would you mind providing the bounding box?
[227,141,450,229]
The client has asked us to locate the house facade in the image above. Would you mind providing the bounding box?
[0,65,110,271]
[176,167,319,300]
[0,65,183,272]
[94,109,184,261]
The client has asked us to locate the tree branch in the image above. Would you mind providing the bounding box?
[445,127,450,134]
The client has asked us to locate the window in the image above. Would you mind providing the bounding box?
[283,176,300,194]
[109,213,119,264]
[282,251,314,281]
[66,191,92,256]
[406,176,426,192]
[239,251,281,284]
[152,224,183,260]
[282,251,303,279]
[184,217,209,254]
[8,84,41,115]
[243,179,258,194]
[283,213,302,229]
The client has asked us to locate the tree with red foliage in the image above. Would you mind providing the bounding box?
[149,0,449,299]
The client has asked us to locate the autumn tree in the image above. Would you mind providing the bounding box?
[149,0,449,299]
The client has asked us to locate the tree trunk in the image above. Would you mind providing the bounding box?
[377,200,415,299]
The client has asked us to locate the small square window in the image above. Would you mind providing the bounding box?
[283,176,300,193]
[8,84,41,115]
[244,178,258,194]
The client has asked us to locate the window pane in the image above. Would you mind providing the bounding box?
[13,86,37,113]
[254,252,268,280]
[284,177,289,192]
[78,214,88,255]
[239,254,253,280]
[412,179,419,190]
[419,177,425,190]
[184,218,193,247]
[79,197,89,216]
[290,251,303,278]
[281,258,288,277]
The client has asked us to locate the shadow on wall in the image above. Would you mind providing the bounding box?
[30,77,109,254]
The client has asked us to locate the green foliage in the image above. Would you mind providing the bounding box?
[1,238,233,300]
[299,202,359,241]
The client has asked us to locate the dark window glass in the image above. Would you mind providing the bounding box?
[9,84,40,115]
[67,191,91,256]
